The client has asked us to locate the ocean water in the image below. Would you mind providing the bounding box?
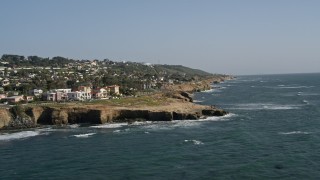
[1,73,320,179]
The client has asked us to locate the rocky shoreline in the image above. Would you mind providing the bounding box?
[0,76,233,130]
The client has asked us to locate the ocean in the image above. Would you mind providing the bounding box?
[1,73,320,179]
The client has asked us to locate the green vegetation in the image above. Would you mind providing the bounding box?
[0,54,226,97]
[84,95,170,107]
[154,65,211,77]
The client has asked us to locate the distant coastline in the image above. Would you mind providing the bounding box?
[0,54,233,130]
[0,76,233,130]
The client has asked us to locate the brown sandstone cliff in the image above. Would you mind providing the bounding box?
[0,76,231,129]
[0,100,227,129]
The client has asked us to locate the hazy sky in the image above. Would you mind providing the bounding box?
[1,0,320,75]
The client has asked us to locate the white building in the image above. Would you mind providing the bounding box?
[92,88,109,99]
[67,91,91,101]
[108,85,120,95]
[29,89,43,96]
[1,79,10,86]
[52,89,72,93]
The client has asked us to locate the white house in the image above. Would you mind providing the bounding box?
[108,85,120,95]
[67,91,91,101]
[29,89,43,96]
[2,96,24,103]
[44,89,71,101]
[1,79,10,86]
[92,88,109,99]
[52,89,72,93]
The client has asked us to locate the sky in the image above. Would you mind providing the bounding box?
[1,0,320,75]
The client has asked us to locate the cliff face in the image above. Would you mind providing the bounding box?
[0,77,232,129]
[0,108,12,128]
[163,76,232,93]
[0,105,227,129]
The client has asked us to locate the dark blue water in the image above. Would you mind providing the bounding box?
[1,73,320,179]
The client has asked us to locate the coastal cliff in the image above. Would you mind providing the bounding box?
[0,102,227,129]
[162,76,232,93]
[0,76,231,129]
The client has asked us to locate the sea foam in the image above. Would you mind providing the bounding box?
[274,86,314,89]
[229,103,301,110]
[202,113,236,121]
[68,124,80,129]
[279,131,310,135]
[202,89,214,93]
[0,131,41,141]
[72,133,96,138]
[184,139,204,145]
[90,123,127,129]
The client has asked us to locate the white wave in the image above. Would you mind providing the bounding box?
[72,133,96,138]
[113,130,121,133]
[0,131,41,141]
[262,105,300,110]
[37,127,56,132]
[237,79,257,82]
[90,123,127,129]
[229,103,301,110]
[130,121,152,126]
[170,113,237,128]
[184,139,204,145]
[139,123,174,131]
[277,86,314,89]
[68,124,80,128]
[193,100,203,103]
[279,131,310,135]
[298,93,320,96]
[172,120,201,128]
[119,114,236,131]
[212,90,222,93]
[302,100,309,104]
[202,113,236,121]
[202,89,214,93]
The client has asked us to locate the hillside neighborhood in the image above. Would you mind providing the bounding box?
[0,54,217,104]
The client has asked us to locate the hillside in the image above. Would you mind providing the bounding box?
[0,54,223,94]
[154,64,212,77]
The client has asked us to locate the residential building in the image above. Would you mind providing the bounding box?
[1,79,10,86]
[76,86,92,93]
[2,96,24,103]
[44,91,67,102]
[0,94,7,100]
[67,91,91,101]
[52,89,72,93]
[29,89,43,97]
[92,88,109,99]
[108,85,120,95]
[25,96,34,102]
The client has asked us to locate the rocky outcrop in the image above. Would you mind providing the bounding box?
[0,108,13,128]
[202,109,228,116]
[0,105,227,129]
[173,111,200,120]
[0,106,37,129]
[163,76,233,93]
[0,76,232,130]
[180,91,193,102]
[164,91,193,102]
